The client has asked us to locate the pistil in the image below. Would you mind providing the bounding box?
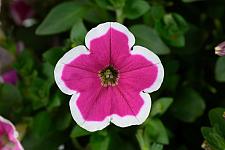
[99,66,119,87]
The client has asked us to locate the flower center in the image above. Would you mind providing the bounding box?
[99,66,119,87]
[0,133,14,148]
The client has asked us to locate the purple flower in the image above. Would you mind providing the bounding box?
[54,22,164,131]
[215,41,225,56]
[10,0,35,27]
[0,116,23,150]
[16,41,24,54]
[0,70,18,85]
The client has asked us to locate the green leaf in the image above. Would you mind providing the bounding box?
[70,20,87,45]
[215,57,225,82]
[124,0,150,19]
[208,108,225,137]
[151,97,173,117]
[42,47,64,66]
[55,111,71,131]
[42,62,54,83]
[171,88,206,122]
[26,77,52,110]
[90,131,110,150]
[136,129,150,150]
[84,6,111,23]
[0,84,22,115]
[146,118,169,144]
[14,50,34,76]
[95,0,113,10]
[130,25,170,55]
[156,13,188,47]
[36,2,87,35]
[109,0,126,9]
[182,0,204,3]
[47,91,62,110]
[23,130,64,150]
[201,127,225,150]
[70,125,90,138]
[150,143,163,150]
[150,5,165,21]
[143,5,165,26]
[32,111,52,138]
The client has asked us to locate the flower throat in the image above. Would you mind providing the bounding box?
[99,66,119,87]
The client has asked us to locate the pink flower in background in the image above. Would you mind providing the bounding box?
[10,0,35,27]
[0,70,18,85]
[16,41,24,53]
[215,41,225,56]
[54,22,164,131]
[0,116,23,150]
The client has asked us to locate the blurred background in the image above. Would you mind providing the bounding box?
[0,0,225,149]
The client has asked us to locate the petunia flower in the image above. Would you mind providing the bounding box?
[0,116,23,150]
[54,22,164,132]
[0,70,18,85]
[10,0,35,27]
[215,41,225,56]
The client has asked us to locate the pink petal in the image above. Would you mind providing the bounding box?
[10,0,34,25]
[111,91,151,127]
[1,70,18,85]
[69,89,111,132]
[85,22,135,66]
[118,46,164,93]
[54,46,94,95]
[0,116,23,150]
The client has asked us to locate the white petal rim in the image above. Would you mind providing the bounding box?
[110,92,151,127]
[0,116,24,150]
[69,92,151,131]
[131,46,164,93]
[85,22,135,50]
[54,45,90,95]
[0,76,3,83]
[69,93,111,132]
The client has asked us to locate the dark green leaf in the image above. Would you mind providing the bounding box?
[42,47,64,66]
[151,97,173,117]
[70,20,87,45]
[84,6,111,23]
[32,111,52,138]
[109,0,126,9]
[130,25,170,55]
[150,143,163,150]
[95,0,113,9]
[146,118,169,144]
[42,62,54,83]
[209,108,225,137]
[36,2,87,35]
[47,91,62,110]
[55,111,71,131]
[215,57,225,82]
[124,0,150,19]
[0,84,22,115]
[171,88,206,122]
[70,125,91,138]
[182,0,204,3]
[90,131,110,150]
[156,13,188,47]
[201,127,225,150]
[136,129,150,150]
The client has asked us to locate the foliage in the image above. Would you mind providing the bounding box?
[1,0,225,149]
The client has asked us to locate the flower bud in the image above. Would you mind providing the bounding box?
[215,41,225,56]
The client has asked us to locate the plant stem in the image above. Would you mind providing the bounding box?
[71,138,83,150]
[116,9,124,24]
